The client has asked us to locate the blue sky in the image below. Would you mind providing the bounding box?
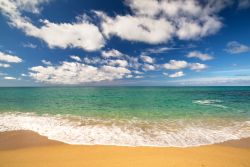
[0,0,250,86]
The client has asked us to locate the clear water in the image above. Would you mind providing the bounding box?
[0,87,250,147]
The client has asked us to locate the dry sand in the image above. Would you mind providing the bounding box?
[0,130,250,167]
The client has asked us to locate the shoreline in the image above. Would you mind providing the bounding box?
[1,130,250,149]
[0,130,250,167]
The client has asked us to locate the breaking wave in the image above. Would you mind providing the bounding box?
[193,99,228,108]
[0,112,250,147]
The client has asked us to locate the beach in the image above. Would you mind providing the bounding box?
[0,87,250,166]
[0,0,249,165]
[0,130,250,167]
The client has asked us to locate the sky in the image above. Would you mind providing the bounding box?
[0,0,250,86]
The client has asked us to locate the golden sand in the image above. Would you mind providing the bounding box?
[0,130,250,167]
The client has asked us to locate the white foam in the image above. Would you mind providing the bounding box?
[0,112,250,147]
[193,99,227,108]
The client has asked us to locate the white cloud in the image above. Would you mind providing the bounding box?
[21,73,28,77]
[108,59,128,67]
[1,0,229,49]
[4,76,16,80]
[41,59,52,65]
[168,76,250,86]
[126,0,202,17]
[95,0,227,44]
[163,60,188,70]
[169,71,185,78]
[163,72,169,76]
[176,16,222,40]
[0,63,10,68]
[23,43,37,48]
[70,55,81,62]
[145,47,176,54]
[140,55,155,64]
[126,56,141,69]
[23,20,105,51]
[83,57,106,65]
[225,41,250,54]
[189,63,208,71]
[126,74,133,78]
[15,0,50,14]
[163,60,207,71]
[142,64,156,71]
[135,75,143,79]
[163,71,185,78]
[101,49,123,58]
[0,72,7,76]
[0,0,49,15]
[97,12,174,44]
[133,70,143,75]
[186,51,213,61]
[0,51,22,63]
[29,61,131,84]
[0,0,105,51]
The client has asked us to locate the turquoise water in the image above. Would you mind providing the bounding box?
[0,87,250,147]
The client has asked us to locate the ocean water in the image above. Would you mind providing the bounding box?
[0,87,250,147]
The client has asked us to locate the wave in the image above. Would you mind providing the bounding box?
[0,112,250,147]
[193,99,227,108]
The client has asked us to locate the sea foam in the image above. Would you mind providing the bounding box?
[193,99,228,108]
[0,112,249,147]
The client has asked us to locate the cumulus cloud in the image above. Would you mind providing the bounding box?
[0,63,10,68]
[28,47,153,84]
[0,0,49,15]
[126,56,141,69]
[95,0,228,44]
[83,57,107,65]
[41,59,52,65]
[140,55,155,64]
[0,0,105,51]
[145,47,176,54]
[186,51,213,61]
[70,55,81,62]
[135,75,143,79]
[133,70,143,75]
[163,71,185,78]
[1,0,230,50]
[4,76,16,80]
[97,12,174,44]
[83,51,137,68]
[225,41,250,54]
[108,59,128,67]
[169,71,185,78]
[189,63,208,71]
[126,0,203,17]
[176,16,222,40]
[23,43,37,48]
[20,20,105,51]
[101,49,123,58]
[142,64,156,71]
[163,60,207,71]
[163,60,188,70]
[29,61,131,84]
[0,72,7,76]
[0,51,22,63]
[126,74,133,78]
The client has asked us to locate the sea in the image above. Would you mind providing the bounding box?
[0,86,250,147]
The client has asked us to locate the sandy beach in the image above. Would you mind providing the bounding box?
[0,130,249,167]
